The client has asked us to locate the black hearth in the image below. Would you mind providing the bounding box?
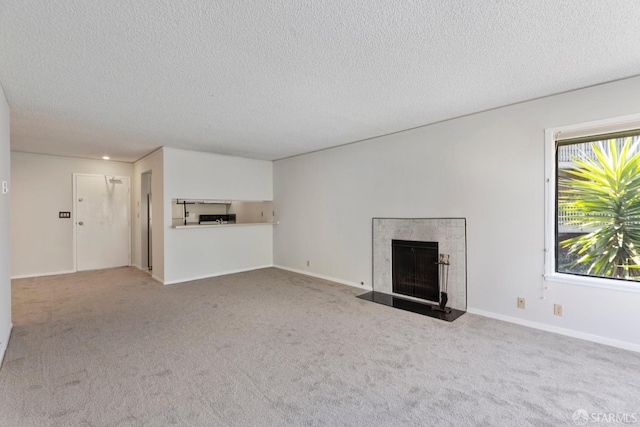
[356,291,465,322]
[392,240,439,302]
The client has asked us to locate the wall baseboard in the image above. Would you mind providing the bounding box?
[162,265,275,285]
[466,307,640,353]
[273,265,372,292]
[11,270,75,280]
[0,323,13,370]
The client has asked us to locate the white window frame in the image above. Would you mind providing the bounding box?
[544,113,640,293]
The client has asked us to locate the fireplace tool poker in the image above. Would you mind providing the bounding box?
[433,254,451,313]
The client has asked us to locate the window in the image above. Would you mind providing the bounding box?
[545,114,640,290]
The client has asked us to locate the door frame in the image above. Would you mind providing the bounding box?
[140,170,152,271]
[73,173,132,272]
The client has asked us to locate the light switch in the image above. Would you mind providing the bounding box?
[1,181,8,194]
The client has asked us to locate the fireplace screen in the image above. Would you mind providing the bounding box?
[391,240,439,302]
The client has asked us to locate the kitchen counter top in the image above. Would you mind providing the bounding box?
[172,221,278,229]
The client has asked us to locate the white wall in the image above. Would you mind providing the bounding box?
[163,147,273,284]
[0,83,11,364]
[163,224,274,285]
[163,147,273,201]
[274,76,640,350]
[10,153,133,278]
[132,149,164,282]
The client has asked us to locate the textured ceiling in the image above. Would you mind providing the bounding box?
[1,1,640,162]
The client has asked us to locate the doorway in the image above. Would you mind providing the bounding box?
[74,174,131,271]
[140,171,152,271]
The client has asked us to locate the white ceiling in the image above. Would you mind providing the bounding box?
[1,1,640,162]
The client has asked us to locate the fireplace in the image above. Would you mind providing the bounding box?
[392,240,439,302]
[364,218,467,321]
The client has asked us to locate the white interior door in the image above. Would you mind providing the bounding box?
[75,174,130,271]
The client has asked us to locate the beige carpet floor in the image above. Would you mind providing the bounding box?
[1,267,639,426]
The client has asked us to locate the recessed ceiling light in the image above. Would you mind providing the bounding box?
[102,156,110,160]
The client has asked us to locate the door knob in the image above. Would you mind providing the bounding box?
[78,221,84,226]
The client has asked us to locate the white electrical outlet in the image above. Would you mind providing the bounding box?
[517,297,526,309]
[1,181,8,194]
[554,304,564,316]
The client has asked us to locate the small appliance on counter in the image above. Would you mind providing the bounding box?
[199,214,236,225]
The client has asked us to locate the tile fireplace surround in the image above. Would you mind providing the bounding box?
[373,218,467,311]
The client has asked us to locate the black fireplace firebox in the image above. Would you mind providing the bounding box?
[392,240,439,302]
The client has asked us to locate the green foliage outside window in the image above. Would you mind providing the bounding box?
[559,137,640,280]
